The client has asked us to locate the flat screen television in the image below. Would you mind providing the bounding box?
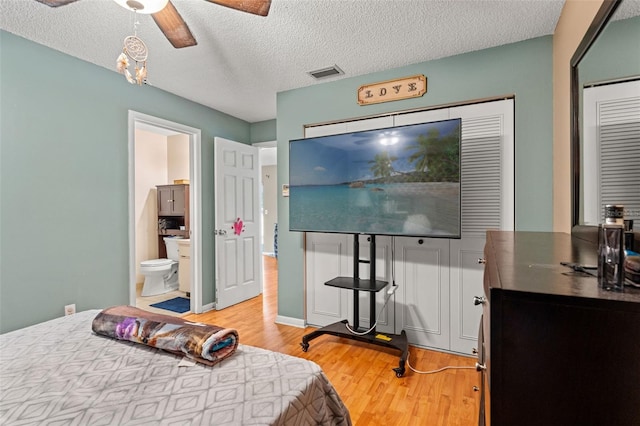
[289,118,461,238]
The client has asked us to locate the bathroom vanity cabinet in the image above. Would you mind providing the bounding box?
[479,231,640,426]
[157,184,189,257]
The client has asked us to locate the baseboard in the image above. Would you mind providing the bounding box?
[201,302,214,313]
[275,315,306,328]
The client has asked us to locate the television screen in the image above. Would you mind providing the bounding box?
[289,118,461,238]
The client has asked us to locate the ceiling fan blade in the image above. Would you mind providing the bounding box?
[152,1,197,49]
[34,0,80,6]
[206,0,271,17]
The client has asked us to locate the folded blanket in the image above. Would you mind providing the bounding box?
[92,306,238,366]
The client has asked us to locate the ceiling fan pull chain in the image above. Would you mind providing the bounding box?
[133,9,139,37]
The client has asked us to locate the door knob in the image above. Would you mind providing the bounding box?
[475,362,487,372]
[473,296,487,305]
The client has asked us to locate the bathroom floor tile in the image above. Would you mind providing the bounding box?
[136,288,189,318]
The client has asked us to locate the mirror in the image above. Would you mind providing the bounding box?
[571,0,640,239]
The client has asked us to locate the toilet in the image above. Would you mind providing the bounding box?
[139,237,183,297]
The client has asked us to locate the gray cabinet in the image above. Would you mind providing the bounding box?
[157,184,189,257]
[157,184,188,216]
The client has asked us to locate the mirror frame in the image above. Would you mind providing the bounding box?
[570,0,622,241]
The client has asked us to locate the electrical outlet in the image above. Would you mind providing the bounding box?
[64,304,76,316]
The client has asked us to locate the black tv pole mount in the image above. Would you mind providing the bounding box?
[300,234,408,378]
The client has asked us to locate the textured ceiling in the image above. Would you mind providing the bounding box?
[0,0,589,123]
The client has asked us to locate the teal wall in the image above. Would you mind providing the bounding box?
[580,16,640,83]
[0,31,251,333]
[250,119,277,143]
[276,36,554,320]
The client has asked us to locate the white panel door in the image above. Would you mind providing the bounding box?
[214,137,262,309]
[395,237,450,349]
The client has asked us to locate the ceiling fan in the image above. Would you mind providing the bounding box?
[34,0,272,48]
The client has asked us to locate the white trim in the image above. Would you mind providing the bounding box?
[127,111,204,314]
[275,315,307,328]
[201,302,215,313]
[252,140,277,148]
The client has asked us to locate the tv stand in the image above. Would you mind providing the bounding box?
[300,234,408,377]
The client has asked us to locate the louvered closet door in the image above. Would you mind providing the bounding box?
[583,80,640,225]
[394,100,514,353]
[448,99,514,354]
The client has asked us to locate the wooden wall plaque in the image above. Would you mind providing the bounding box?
[357,75,427,105]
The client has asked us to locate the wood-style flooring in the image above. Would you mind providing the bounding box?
[184,255,480,426]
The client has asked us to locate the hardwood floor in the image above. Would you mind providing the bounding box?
[184,255,480,426]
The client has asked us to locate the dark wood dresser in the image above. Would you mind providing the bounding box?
[480,231,640,426]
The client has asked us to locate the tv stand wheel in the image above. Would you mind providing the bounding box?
[393,367,405,378]
[300,342,309,352]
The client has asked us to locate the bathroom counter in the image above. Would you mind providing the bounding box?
[178,239,191,294]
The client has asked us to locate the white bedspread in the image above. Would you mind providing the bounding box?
[0,310,351,425]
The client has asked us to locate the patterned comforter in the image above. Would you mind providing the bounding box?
[0,310,352,425]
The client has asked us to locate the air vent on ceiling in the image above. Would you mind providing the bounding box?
[308,65,344,80]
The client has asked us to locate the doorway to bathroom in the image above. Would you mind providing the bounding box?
[127,111,203,316]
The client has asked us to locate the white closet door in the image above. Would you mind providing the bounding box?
[449,99,514,354]
[304,116,394,328]
[301,100,515,356]
[392,109,453,347]
[394,109,450,126]
[394,237,451,349]
[305,122,348,138]
[451,99,515,236]
[346,235,395,334]
[583,80,640,225]
[304,233,351,327]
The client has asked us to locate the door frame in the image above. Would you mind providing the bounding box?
[127,110,204,313]
[253,140,277,257]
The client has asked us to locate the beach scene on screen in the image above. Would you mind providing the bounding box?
[289,119,461,237]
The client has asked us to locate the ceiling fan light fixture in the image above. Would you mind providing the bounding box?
[113,0,168,14]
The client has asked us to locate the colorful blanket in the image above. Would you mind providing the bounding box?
[92,305,238,366]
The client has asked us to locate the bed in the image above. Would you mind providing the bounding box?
[0,309,352,425]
